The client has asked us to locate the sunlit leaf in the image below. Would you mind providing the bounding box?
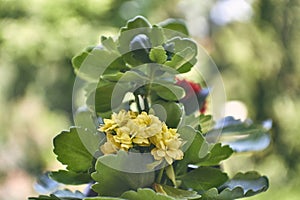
[153,84,185,101]
[149,46,167,64]
[91,151,155,197]
[175,126,209,175]
[159,18,189,36]
[121,15,151,32]
[53,127,99,172]
[49,170,92,185]
[151,101,183,128]
[206,117,271,152]
[121,188,175,200]
[196,143,233,167]
[159,184,201,199]
[201,172,269,199]
[179,167,228,191]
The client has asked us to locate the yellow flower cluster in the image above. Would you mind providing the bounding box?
[98,110,184,165]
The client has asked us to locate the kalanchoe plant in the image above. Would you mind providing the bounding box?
[29,16,270,200]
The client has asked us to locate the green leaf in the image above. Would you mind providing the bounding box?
[176,127,209,175]
[222,172,269,197]
[149,46,167,64]
[91,151,155,197]
[121,188,175,200]
[199,115,213,134]
[165,165,176,186]
[200,172,269,199]
[165,47,195,70]
[101,72,124,82]
[87,82,130,113]
[196,144,233,167]
[53,189,85,199]
[53,127,99,172]
[149,25,165,47]
[72,46,96,70]
[206,117,271,152]
[72,51,89,70]
[153,84,185,101]
[49,170,92,185]
[159,18,189,36]
[179,167,228,191]
[72,48,122,81]
[29,190,84,200]
[101,36,118,52]
[74,106,99,133]
[121,15,151,32]
[85,197,125,200]
[151,101,183,128]
[28,195,61,200]
[160,184,201,199]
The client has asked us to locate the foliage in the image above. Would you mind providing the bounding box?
[29,16,270,200]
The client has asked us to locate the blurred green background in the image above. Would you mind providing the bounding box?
[0,0,299,199]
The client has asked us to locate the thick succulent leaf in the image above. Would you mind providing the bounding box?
[91,151,155,197]
[85,197,125,200]
[153,84,185,101]
[196,144,233,167]
[73,106,99,133]
[165,47,196,71]
[121,188,175,200]
[49,170,92,185]
[164,37,197,73]
[199,115,213,134]
[53,127,99,172]
[149,25,165,47]
[225,133,270,152]
[151,101,183,128]
[175,126,209,175]
[149,46,167,64]
[221,172,269,197]
[121,15,151,32]
[72,46,95,70]
[206,117,271,152]
[53,190,85,199]
[101,72,124,82]
[201,172,269,199]
[158,18,189,36]
[159,184,201,199]
[86,82,130,114]
[129,34,152,63]
[118,16,152,66]
[101,36,118,52]
[171,37,197,54]
[72,48,122,81]
[28,195,61,200]
[29,190,84,200]
[179,167,228,191]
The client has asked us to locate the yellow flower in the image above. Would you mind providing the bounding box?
[98,110,131,133]
[151,138,184,165]
[100,133,120,154]
[113,128,133,150]
[134,112,163,138]
[99,110,184,164]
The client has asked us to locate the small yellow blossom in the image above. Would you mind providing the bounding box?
[99,110,184,165]
[100,133,119,154]
[113,128,133,150]
[134,112,163,138]
[151,138,183,165]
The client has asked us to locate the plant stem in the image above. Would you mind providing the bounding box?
[134,93,142,113]
[143,96,149,113]
[156,165,165,183]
